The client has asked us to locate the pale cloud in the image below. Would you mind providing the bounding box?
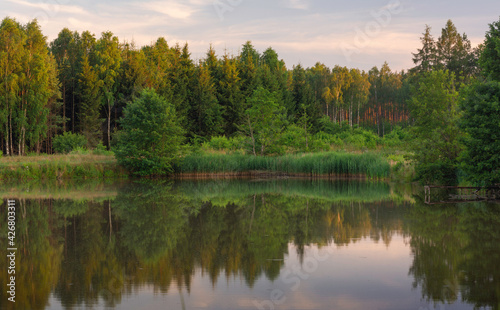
[1,0,499,72]
[283,0,310,10]
[139,1,196,19]
[5,0,88,15]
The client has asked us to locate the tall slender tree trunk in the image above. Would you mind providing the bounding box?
[72,95,75,132]
[357,101,360,126]
[247,116,256,156]
[4,122,8,156]
[350,94,353,127]
[9,110,14,155]
[107,98,112,149]
[304,121,308,150]
[63,84,66,132]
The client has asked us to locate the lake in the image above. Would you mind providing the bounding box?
[0,179,499,310]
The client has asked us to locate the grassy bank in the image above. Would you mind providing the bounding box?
[0,154,127,181]
[0,151,392,181]
[174,151,391,179]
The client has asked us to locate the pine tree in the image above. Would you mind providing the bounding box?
[479,17,500,81]
[412,25,438,73]
[437,20,476,82]
[79,54,102,147]
[189,62,224,138]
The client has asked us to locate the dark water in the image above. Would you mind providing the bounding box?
[0,180,499,310]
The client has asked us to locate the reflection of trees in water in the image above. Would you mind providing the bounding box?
[0,181,419,309]
[458,203,500,310]
[3,181,498,309]
[0,199,63,310]
[407,198,500,309]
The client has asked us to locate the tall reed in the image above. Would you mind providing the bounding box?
[175,152,390,179]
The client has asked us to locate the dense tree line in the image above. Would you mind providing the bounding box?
[1,17,477,155]
[1,16,498,185]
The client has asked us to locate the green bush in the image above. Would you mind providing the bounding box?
[69,147,91,155]
[381,126,410,147]
[208,136,231,150]
[114,89,184,176]
[93,143,114,156]
[53,132,87,154]
[280,125,306,152]
[228,135,246,151]
[310,131,343,151]
[335,127,379,150]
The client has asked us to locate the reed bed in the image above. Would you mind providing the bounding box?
[175,152,390,179]
[0,154,127,181]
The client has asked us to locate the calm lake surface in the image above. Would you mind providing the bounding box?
[0,180,499,310]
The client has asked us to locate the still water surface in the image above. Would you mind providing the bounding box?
[0,180,498,310]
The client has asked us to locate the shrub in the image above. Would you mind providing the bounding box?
[114,89,184,176]
[228,135,246,151]
[53,132,87,154]
[93,143,114,156]
[310,131,343,151]
[208,136,231,150]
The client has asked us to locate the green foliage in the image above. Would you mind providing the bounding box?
[207,136,231,150]
[114,88,184,176]
[479,17,500,82]
[0,18,60,155]
[311,131,343,151]
[280,124,308,152]
[53,132,87,154]
[408,70,462,185]
[381,126,410,147]
[243,87,287,155]
[176,151,390,178]
[459,81,500,186]
[92,143,114,156]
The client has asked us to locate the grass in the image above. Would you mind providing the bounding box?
[0,153,127,181]
[175,151,391,179]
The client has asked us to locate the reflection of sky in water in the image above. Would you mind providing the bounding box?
[46,235,472,310]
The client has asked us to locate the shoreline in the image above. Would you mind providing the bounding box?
[0,152,394,181]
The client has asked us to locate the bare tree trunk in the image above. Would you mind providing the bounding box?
[247,117,256,156]
[63,84,66,132]
[350,94,353,127]
[357,101,360,126]
[5,122,9,156]
[9,111,13,155]
[304,121,308,150]
[107,100,111,150]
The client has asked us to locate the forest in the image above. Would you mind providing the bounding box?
[0,16,499,185]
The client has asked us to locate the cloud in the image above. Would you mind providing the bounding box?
[283,0,309,10]
[5,0,88,15]
[139,1,196,19]
[2,0,498,72]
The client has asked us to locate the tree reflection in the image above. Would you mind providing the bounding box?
[15,180,500,310]
[458,203,500,309]
[0,199,63,310]
[406,198,500,309]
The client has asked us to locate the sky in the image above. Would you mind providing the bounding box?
[2,0,500,71]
